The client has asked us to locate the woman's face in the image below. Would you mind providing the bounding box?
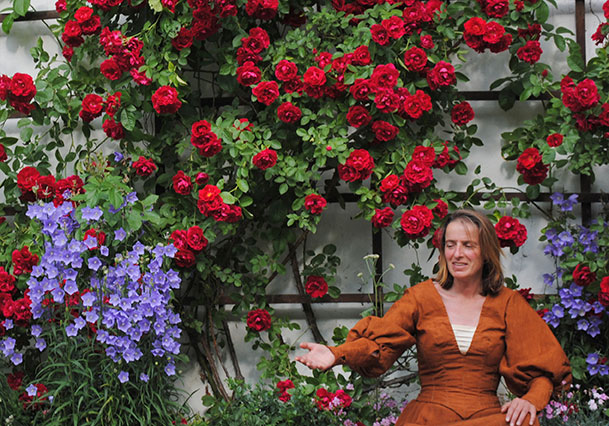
[443,219,484,285]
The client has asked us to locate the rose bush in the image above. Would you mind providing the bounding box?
[0,0,605,423]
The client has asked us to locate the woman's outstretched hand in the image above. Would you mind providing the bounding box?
[295,342,336,370]
[501,397,537,426]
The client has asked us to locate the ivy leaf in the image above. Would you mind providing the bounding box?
[525,184,540,200]
[535,2,549,23]
[13,0,30,17]
[2,14,15,34]
[567,45,584,72]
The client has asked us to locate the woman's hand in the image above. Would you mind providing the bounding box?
[501,397,537,426]
[295,342,335,370]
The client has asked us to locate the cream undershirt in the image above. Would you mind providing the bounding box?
[451,324,476,354]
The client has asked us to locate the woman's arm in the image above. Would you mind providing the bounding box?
[295,342,335,370]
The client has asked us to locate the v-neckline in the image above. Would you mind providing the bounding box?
[429,280,488,356]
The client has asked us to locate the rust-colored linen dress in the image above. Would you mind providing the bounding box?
[328,280,571,425]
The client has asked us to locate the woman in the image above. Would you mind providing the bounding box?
[296,210,571,426]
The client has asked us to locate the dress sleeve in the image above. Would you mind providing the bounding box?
[499,291,572,411]
[328,286,418,378]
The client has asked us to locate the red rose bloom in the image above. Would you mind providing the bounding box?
[61,20,84,47]
[420,35,434,49]
[371,207,395,228]
[400,205,434,238]
[372,120,399,142]
[304,194,326,214]
[12,246,39,275]
[1,294,14,318]
[305,275,328,298]
[12,297,32,325]
[198,136,222,158]
[105,92,121,117]
[576,79,600,110]
[352,45,371,66]
[404,47,427,72]
[195,172,209,186]
[36,175,56,200]
[517,40,542,64]
[516,148,548,185]
[546,133,563,147]
[348,78,371,101]
[252,81,279,106]
[374,89,400,113]
[370,23,390,45]
[102,118,125,140]
[599,277,609,307]
[483,0,509,17]
[303,66,326,87]
[16,166,40,195]
[316,388,333,410]
[252,148,278,170]
[174,249,196,268]
[402,159,433,192]
[412,146,435,166]
[277,102,302,124]
[170,229,188,251]
[0,75,11,100]
[172,27,193,50]
[572,264,596,287]
[431,227,444,249]
[380,174,400,192]
[432,199,448,219]
[132,156,157,177]
[7,371,24,391]
[236,61,261,87]
[172,171,193,195]
[191,120,214,148]
[382,15,405,39]
[427,61,456,90]
[199,184,221,202]
[186,226,208,251]
[275,60,299,82]
[370,63,400,90]
[241,27,270,53]
[346,105,372,128]
[79,93,104,122]
[9,73,36,102]
[277,380,295,402]
[401,90,432,120]
[494,216,527,248]
[245,0,278,20]
[151,86,182,114]
[0,267,16,293]
[338,149,375,182]
[464,17,486,36]
[246,308,272,331]
[334,389,352,408]
[451,102,474,126]
[483,21,505,45]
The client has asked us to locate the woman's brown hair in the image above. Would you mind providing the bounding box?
[435,209,504,296]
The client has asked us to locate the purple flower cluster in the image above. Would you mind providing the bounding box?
[586,353,609,376]
[550,193,579,212]
[0,201,182,378]
[543,283,605,335]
